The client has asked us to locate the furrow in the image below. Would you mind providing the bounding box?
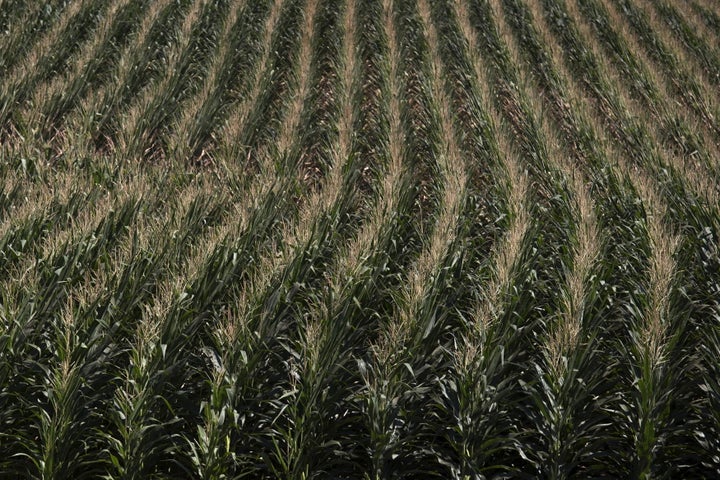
[117,0,233,161]
[99,2,333,468]
[210,0,286,166]
[24,0,150,141]
[0,190,149,475]
[526,0,710,472]
[157,0,256,163]
[567,0,720,203]
[684,0,720,48]
[212,0,296,168]
[212,0,410,475]
[170,0,266,163]
[0,178,223,477]
[69,0,188,155]
[454,0,529,332]
[496,0,658,472]
[357,0,479,474]
[536,0,719,229]
[1,0,719,475]
[586,0,720,173]
[439,1,541,470]
[0,0,68,78]
[691,0,720,45]
[0,0,111,135]
[349,1,434,472]
[0,174,92,279]
[228,0,310,163]
[216,1,389,472]
[623,0,720,110]
[0,0,26,34]
[642,0,720,88]
[99,156,297,477]
[457,0,609,472]
[0,0,86,88]
[497,0,648,347]
[606,0,720,143]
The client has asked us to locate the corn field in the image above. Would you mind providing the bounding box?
[1,0,719,477]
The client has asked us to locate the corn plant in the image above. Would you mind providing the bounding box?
[0,0,68,77]
[651,1,720,87]
[609,0,720,140]
[1,0,719,477]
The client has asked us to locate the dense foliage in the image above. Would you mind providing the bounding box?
[1,0,719,477]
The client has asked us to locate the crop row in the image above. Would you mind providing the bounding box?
[1,0,719,477]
